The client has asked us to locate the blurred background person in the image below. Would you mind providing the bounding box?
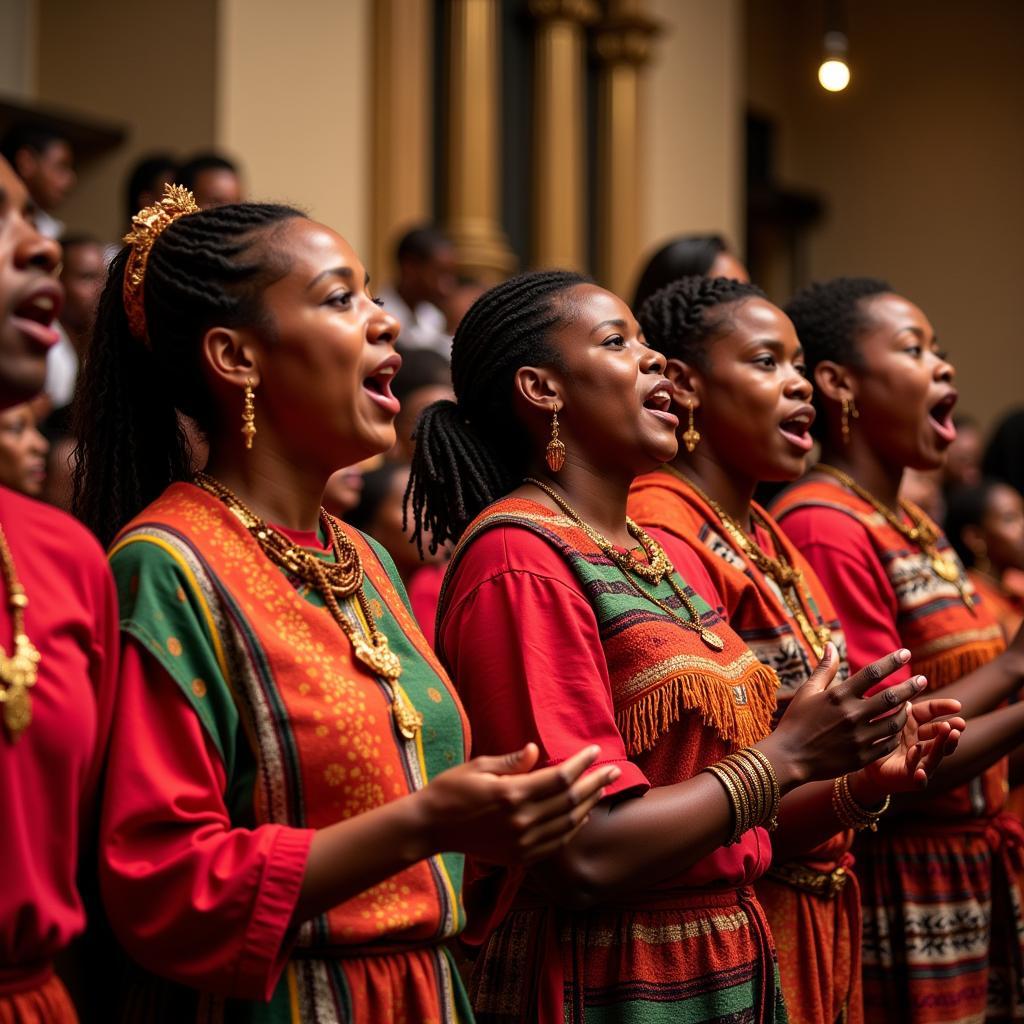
[984,407,1024,498]
[0,401,48,498]
[942,414,984,492]
[123,152,177,230]
[946,479,1024,642]
[632,233,749,311]
[0,123,76,240]
[347,462,448,640]
[176,151,243,209]
[378,225,458,359]
[44,233,105,411]
[390,348,453,462]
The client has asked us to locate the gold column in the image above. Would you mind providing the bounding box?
[445,0,517,282]
[593,0,660,297]
[370,0,433,283]
[529,0,598,270]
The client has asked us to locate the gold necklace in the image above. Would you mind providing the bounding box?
[524,477,725,651]
[663,466,831,659]
[814,463,971,608]
[194,474,422,739]
[0,524,40,742]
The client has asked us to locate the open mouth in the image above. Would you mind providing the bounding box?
[642,383,679,427]
[928,392,957,444]
[362,357,401,416]
[10,286,62,350]
[778,408,815,452]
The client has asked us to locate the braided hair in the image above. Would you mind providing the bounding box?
[406,269,590,553]
[638,275,766,368]
[783,277,892,439]
[72,202,303,546]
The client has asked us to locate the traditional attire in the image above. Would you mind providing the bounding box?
[629,468,860,1024]
[100,482,472,1023]
[775,476,1021,1024]
[437,497,786,1023]
[968,570,1024,644]
[0,486,120,1024]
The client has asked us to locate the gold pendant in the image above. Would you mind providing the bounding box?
[352,634,402,684]
[700,629,726,652]
[2,681,31,740]
[682,427,701,453]
[392,692,424,740]
[931,556,961,583]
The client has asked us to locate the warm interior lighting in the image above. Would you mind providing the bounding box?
[818,57,851,92]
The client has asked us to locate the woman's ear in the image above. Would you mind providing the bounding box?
[665,358,702,411]
[813,360,856,404]
[202,326,260,390]
[514,365,563,415]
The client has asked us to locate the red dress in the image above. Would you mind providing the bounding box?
[0,486,120,1024]
[438,502,783,1023]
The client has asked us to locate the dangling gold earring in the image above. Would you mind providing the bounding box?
[241,378,256,450]
[841,396,859,445]
[545,407,566,472]
[682,401,701,453]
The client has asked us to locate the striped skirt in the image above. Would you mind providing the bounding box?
[469,887,787,1023]
[858,814,1024,1024]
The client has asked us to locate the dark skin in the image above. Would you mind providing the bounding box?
[660,297,963,860]
[193,218,617,924]
[813,292,1024,789]
[0,157,63,412]
[58,240,106,353]
[962,484,1024,577]
[499,285,947,907]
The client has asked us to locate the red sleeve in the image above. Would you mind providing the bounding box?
[439,527,649,798]
[99,640,314,1001]
[780,506,912,687]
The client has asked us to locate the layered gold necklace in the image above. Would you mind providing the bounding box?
[814,463,971,610]
[194,473,423,739]
[524,477,725,651]
[0,524,40,741]
[664,466,831,658]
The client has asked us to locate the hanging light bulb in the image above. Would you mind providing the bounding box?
[818,30,850,92]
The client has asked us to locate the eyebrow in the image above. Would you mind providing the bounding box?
[590,318,628,335]
[306,266,371,291]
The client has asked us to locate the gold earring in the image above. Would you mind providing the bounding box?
[841,396,859,444]
[682,401,701,453]
[545,408,566,472]
[241,378,256,450]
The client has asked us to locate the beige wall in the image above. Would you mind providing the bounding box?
[35,0,218,239]
[0,0,37,97]
[746,0,1024,429]
[638,0,744,295]
[218,0,372,260]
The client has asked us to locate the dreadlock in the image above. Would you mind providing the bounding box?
[72,201,303,547]
[406,269,590,554]
[783,277,892,440]
[638,275,766,368]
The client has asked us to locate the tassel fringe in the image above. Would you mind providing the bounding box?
[916,640,1006,691]
[616,662,779,756]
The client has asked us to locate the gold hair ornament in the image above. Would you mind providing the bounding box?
[122,183,200,340]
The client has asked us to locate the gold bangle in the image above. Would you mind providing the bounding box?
[725,752,767,829]
[831,774,891,832]
[704,763,746,845]
[736,747,781,832]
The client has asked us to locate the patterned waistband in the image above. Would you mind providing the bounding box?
[765,862,850,899]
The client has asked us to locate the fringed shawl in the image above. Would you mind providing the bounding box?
[773,478,1005,690]
[439,498,777,756]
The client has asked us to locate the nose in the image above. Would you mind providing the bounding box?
[933,351,956,383]
[16,217,61,275]
[639,344,665,375]
[786,365,814,400]
[368,304,401,346]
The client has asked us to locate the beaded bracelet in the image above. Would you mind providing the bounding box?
[831,774,891,832]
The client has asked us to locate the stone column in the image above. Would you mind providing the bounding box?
[593,0,660,297]
[370,0,433,282]
[529,0,598,270]
[444,0,517,281]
